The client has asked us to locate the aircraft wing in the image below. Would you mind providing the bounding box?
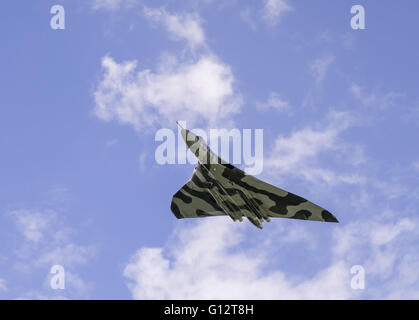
[170,168,227,219]
[232,171,339,223]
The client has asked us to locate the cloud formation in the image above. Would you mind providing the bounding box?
[257,91,290,113]
[144,6,206,50]
[264,111,364,185]
[0,279,6,292]
[350,84,404,109]
[7,209,94,298]
[94,7,242,130]
[124,219,352,299]
[124,211,419,299]
[310,55,335,85]
[262,0,293,26]
[10,210,53,243]
[94,54,241,130]
[91,0,138,11]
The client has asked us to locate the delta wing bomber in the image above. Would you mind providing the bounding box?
[171,123,339,229]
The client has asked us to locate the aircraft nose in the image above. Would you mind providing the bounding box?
[322,210,339,223]
[180,128,188,142]
[185,131,199,148]
[177,123,198,149]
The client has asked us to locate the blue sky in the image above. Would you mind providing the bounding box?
[1,0,419,299]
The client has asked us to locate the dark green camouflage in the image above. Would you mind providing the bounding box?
[171,123,339,229]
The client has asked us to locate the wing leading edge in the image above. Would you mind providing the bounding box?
[227,169,339,223]
[171,164,338,228]
[170,168,227,219]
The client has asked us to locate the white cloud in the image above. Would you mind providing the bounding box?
[310,55,335,84]
[10,210,53,243]
[105,138,118,148]
[36,244,94,267]
[144,7,206,50]
[262,0,293,26]
[7,209,94,298]
[257,91,290,113]
[369,218,415,246]
[240,7,257,30]
[267,126,339,172]
[123,209,419,299]
[398,255,419,286]
[350,84,404,109]
[0,279,6,291]
[16,270,92,300]
[91,0,138,11]
[124,219,353,299]
[138,152,147,173]
[94,7,242,131]
[264,111,363,185]
[333,218,417,257]
[94,54,241,130]
[334,216,419,296]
